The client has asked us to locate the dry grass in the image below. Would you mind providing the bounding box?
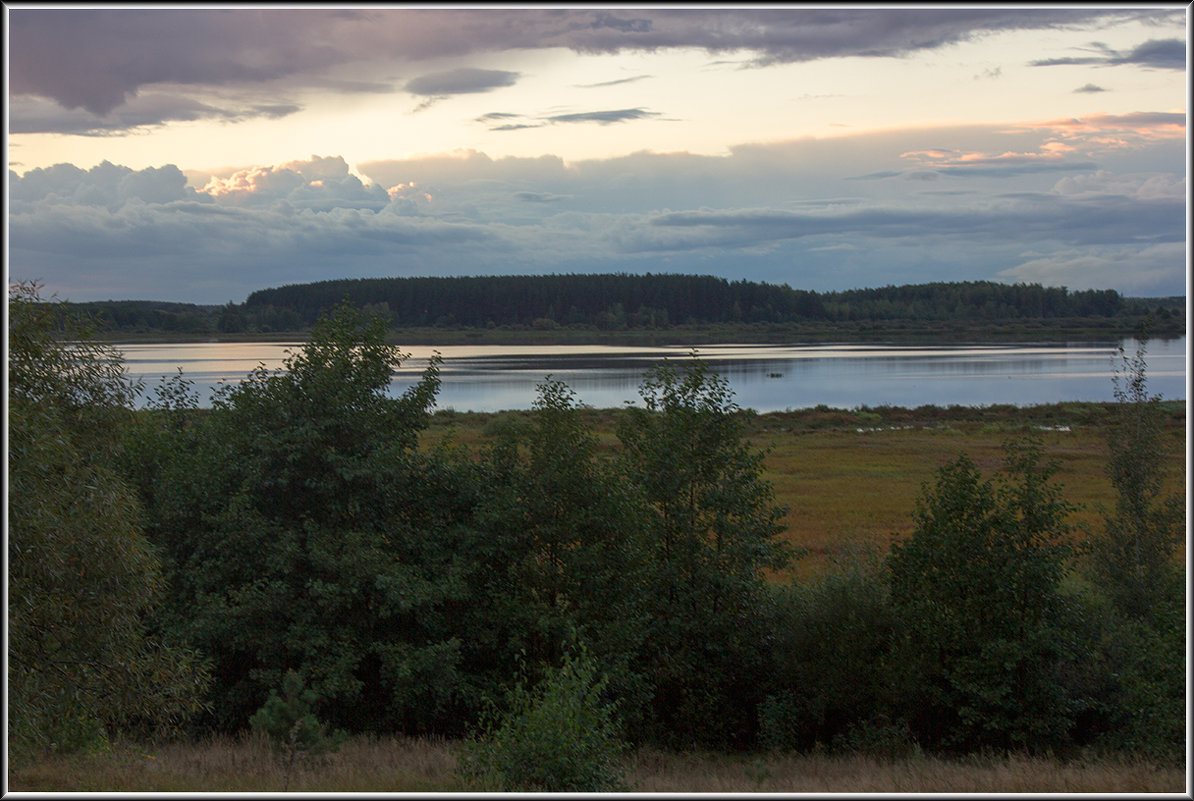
[10,736,1185,793]
[9,734,467,793]
[627,748,1187,793]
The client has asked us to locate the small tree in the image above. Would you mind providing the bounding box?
[250,670,343,791]
[616,355,792,748]
[8,283,210,761]
[888,438,1078,752]
[1089,337,1183,619]
[458,645,628,792]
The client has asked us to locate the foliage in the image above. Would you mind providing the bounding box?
[1088,337,1184,619]
[8,283,210,761]
[128,301,472,734]
[59,277,1183,336]
[761,549,902,754]
[1061,578,1186,764]
[1062,339,1185,763]
[465,378,652,737]
[250,670,344,791]
[887,438,1079,753]
[616,355,792,748]
[458,646,629,792]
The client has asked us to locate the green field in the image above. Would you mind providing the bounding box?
[422,400,1187,579]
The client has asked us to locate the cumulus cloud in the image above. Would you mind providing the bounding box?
[10,161,200,210]
[9,8,1178,123]
[201,156,390,211]
[9,120,1187,302]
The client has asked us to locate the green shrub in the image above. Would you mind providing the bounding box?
[761,550,901,753]
[458,647,628,792]
[250,670,344,791]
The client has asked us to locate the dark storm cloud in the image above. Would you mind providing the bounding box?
[9,8,1176,122]
[1030,38,1186,69]
[404,68,520,97]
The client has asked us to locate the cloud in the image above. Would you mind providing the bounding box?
[1050,170,1185,200]
[997,242,1186,295]
[8,93,302,135]
[477,108,661,131]
[577,74,652,88]
[404,68,520,96]
[515,191,572,203]
[10,161,200,210]
[9,8,1179,121]
[546,108,661,125]
[1019,112,1186,156]
[1073,83,1106,93]
[1030,38,1186,69]
[200,155,391,211]
[9,120,1185,302]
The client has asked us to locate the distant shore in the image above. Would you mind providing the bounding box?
[93,318,1185,347]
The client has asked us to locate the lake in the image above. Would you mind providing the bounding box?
[120,337,1187,413]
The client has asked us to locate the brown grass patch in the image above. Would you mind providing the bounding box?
[11,737,1184,793]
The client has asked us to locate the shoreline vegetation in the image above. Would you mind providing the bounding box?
[94,317,1187,346]
[49,275,1183,345]
[421,400,1187,581]
[10,285,1186,793]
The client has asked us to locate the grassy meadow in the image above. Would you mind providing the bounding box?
[10,734,1186,793]
[423,400,1187,579]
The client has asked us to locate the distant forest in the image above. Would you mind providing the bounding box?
[56,274,1184,337]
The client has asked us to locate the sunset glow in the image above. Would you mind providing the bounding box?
[6,6,1187,302]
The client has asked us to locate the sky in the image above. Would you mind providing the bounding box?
[5,5,1189,304]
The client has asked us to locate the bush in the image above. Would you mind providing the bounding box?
[761,550,901,753]
[458,647,628,792]
[887,438,1079,753]
[250,670,344,791]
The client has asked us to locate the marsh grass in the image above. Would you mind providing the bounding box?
[10,737,1184,793]
[424,402,1186,578]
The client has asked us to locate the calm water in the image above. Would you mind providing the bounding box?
[121,337,1187,413]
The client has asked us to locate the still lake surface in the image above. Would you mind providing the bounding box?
[121,337,1187,414]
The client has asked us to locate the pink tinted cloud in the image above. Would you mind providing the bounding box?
[1023,112,1186,146]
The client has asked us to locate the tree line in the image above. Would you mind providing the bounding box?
[8,284,1185,787]
[54,275,1184,335]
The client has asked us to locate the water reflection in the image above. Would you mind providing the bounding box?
[121,338,1186,413]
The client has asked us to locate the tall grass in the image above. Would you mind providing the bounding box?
[10,736,1184,793]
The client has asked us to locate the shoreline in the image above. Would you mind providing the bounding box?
[93,320,1186,347]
